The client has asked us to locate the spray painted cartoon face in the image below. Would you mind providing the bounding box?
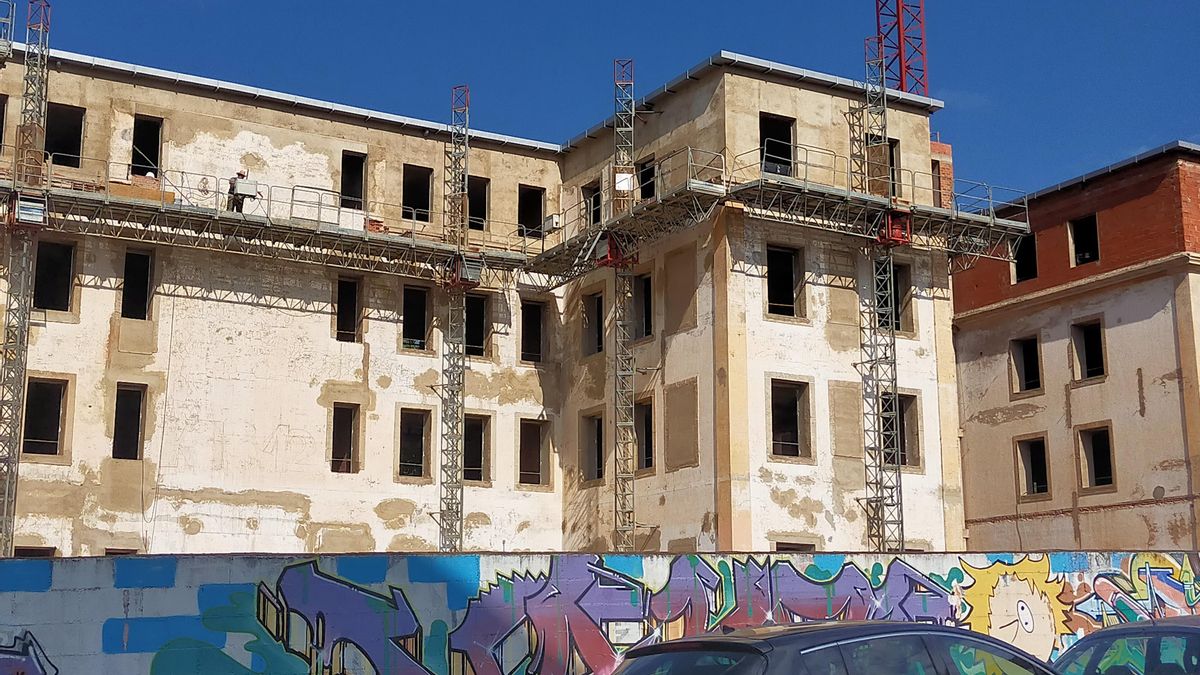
[959,556,1072,661]
[989,576,1057,657]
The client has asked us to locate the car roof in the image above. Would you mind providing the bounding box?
[626,621,1016,657]
[1071,616,1200,641]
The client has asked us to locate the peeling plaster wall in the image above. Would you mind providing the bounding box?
[956,271,1194,550]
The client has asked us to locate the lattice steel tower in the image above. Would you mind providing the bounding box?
[876,0,929,97]
[609,58,637,553]
[438,85,473,552]
[0,0,51,557]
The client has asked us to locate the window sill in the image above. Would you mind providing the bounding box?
[900,463,925,475]
[1079,483,1118,497]
[767,452,817,467]
[1010,387,1045,402]
[395,475,434,486]
[518,359,556,370]
[635,466,657,478]
[763,312,811,327]
[579,477,606,489]
[895,329,919,341]
[630,334,655,347]
[1070,374,1108,389]
[33,309,80,325]
[1017,492,1053,505]
[20,452,70,466]
[464,479,493,489]
[466,353,498,366]
[516,482,555,493]
[398,346,437,358]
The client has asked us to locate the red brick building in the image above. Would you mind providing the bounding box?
[953,141,1200,550]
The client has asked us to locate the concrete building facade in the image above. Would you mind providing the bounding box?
[953,141,1200,551]
[6,47,981,556]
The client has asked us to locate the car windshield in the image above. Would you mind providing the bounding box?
[1056,632,1200,675]
[614,648,767,675]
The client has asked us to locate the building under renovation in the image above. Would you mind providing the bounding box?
[0,4,1027,556]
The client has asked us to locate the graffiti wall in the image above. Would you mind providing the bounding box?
[1,552,1196,674]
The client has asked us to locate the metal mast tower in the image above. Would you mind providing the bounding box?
[608,58,637,553]
[0,0,51,557]
[438,85,473,552]
[877,0,929,96]
[857,35,906,553]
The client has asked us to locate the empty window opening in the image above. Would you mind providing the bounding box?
[518,185,545,238]
[1072,320,1105,380]
[399,409,429,478]
[131,116,162,176]
[402,164,433,222]
[105,548,138,556]
[1013,233,1038,282]
[774,542,817,552]
[112,384,146,460]
[335,278,361,343]
[1018,437,1049,496]
[1080,427,1114,488]
[771,380,810,458]
[634,274,652,338]
[759,113,794,175]
[464,415,487,482]
[881,263,913,332]
[521,301,544,362]
[0,97,8,151]
[402,287,429,350]
[465,294,489,357]
[331,404,359,474]
[637,158,656,200]
[930,159,943,206]
[46,103,84,167]
[882,393,920,467]
[766,246,802,317]
[583,182,602,226]
[13,546,56,558]
[340,152,366,209]
[467,176,489,230]
[888,139,901,196]
[636,401,653,470]
[583,414,604,481]
[584,292,604,355]
[23,379,65,456]
[867,137,901,197]
[33,241,74,312]
[1070,214,1100,265]
[1011,336,1042,392]
[519,420,547,485]
[121,250,152,320]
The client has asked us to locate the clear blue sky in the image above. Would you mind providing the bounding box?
[30,0,1200,193]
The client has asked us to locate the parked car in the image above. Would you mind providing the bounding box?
[1053,616,1200,675]
[614,621,1060,675]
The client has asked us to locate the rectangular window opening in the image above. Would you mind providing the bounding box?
[930,159,943,206]
[465,294,489,357]
[881,263,913,332]
[637,157,656,200]
[636,401,654,470]
[1072,321,1105,380]
[759,113,794,175]
[1080,427,1114,488]
[774,542,817,552]
[766,246,801,317]
[46,103,84,167]
[583,414,604,481]
[1070,214,1100,265]
[1013,234,1038,282]
[582,182,602,226]
[105,548,138,556]
[22,379,65,456]
[771,380,810,458]
[521,301,544,362]
[340,151,366,209]
[884,393,920,466]
[634,274,652,338]
[112,384,146,460]
[518,185,545,238]
[13,546,56,558]
[464,415,487,482]
[1011,336,1041,392]
[399,409,429,478]
[121,250,153,320]
[402,164,433,222]
[131,116,162,176]
[584,292,604,355]
[335,278,361,343]
[519,419,547,486]
[33,241,74,312]
[331,403,359,474]
[1018,437,1049,496]
[402,287,429,350]
[467,175,489,230]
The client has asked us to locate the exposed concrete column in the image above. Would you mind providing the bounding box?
[712,205,752,551]
[1171,267,1200,551]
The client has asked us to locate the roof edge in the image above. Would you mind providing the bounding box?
[1024,140,1200,202]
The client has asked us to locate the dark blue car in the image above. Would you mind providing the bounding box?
[1053,616,1200,675]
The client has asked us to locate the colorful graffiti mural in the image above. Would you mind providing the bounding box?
[0,552,1196,673]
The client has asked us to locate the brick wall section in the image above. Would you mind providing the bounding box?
[930,140,954,209]
[953,155,1190,315]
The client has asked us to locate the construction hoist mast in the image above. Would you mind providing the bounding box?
[856,34,907,553]
[0,0,51,557]
[438,85,475,552]
[608,59,637,553]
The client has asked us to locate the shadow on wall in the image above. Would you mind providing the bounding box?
[1,552,1197,674]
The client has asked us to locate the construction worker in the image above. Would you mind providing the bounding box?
[227,170,261,213]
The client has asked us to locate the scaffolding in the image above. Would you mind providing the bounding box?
[0,0,50,557]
